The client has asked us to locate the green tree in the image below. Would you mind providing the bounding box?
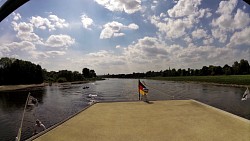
[201,66,209,76]
[57,70,73,82]
[73,71,84,81]
[57,77,67,83]
[223,64,232,75]
[177,69,182,76]
[209,66,223,75]
[82,68,90,78]
[35,65,43,83]
[0,58,44,85]
[171,68,177,76]
[232,61,240,75]
[90,70,97,78]
[239,59,250,74]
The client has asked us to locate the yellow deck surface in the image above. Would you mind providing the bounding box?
[30,100,250,141]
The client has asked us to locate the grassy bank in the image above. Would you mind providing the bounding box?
[0,83,46,91]
[0,78,106,92]
[150,75,250,87]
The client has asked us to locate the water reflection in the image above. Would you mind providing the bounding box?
[0,79,249,141]
[0,89,45,112]
[0,88,45,141]
[144,79,250,120]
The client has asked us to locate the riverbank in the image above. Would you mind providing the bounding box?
[0,83,47,91]
[0,79,104,92]
[149,75,250,88]
[0,81,83,92]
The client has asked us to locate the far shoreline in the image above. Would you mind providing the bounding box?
[0,83,47,92]
[0,81,89,92]
[149,75,250,88]
[159,80,250,88]
[0,77,249,92]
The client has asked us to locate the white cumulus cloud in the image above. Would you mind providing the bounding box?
[167,0,202,18]
[212,0,250,31]
[192,28,208,39]
[12,22,33,33]
[81,14,94,30]
[12,21,41,42]
[48,15,69,29]
[100,21,139,39]
[95,0,141,14]
[30,16,52,30]
[150,15,194,39]
[45,34,75,48]
[216,0,238,15]
[47,51,66,56]
[13,13,21,21]
[5,41,36,51]
[211,28,227,43]
[227,27,250,47]
[124,36,169,62]
[151,0,211,40]
[211,0,250,45]
[30,15,69,31]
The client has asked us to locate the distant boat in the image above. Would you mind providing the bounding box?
[241,87,249,101]
[83,86,89,89]
[87,94,97,98]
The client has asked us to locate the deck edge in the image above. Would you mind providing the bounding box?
[191,99,250,123]
[25,102,97,141]
[26,99,250,140]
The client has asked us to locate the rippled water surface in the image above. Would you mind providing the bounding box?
[0,79,249,141]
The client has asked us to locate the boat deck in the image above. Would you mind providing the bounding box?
[29,100,250,141]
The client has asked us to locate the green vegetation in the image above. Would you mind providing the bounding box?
[151,75,250,86]
[0,57,43,85]
[82,68,96,78]
[43,70,84,83]
[1,56,249,86]
[0,57,98,85]
[102,59,250,79]
[43,68,97,83]
[101,59,250,86]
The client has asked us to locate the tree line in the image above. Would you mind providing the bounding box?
[43,68,96,83]
[0,57,43,85]
[0,57,97,85]
[103,59,250,78]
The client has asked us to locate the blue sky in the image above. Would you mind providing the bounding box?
[0,0,249,75]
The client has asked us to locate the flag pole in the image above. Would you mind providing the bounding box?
[138,79,140,101]
[16,92,30,141]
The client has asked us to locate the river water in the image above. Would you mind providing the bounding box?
[0,79,249,141]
